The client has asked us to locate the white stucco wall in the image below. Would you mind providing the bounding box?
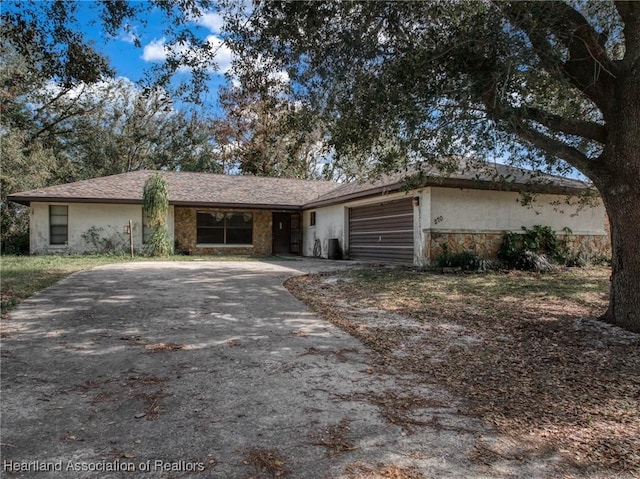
[29,202,175,255]
[303,186,607,264]
[429,187,607,234]
[302,204,346,258]
[413,188,431,265]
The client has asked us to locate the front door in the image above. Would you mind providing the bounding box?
[272,213,292,255]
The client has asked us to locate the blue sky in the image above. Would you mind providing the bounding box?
[72,2,234,110]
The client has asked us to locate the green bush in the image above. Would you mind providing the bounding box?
[436,246,483,271]
[499,225,578,271]
[1,230,29,255]
[142,173,172,257]
[1,205,30,255]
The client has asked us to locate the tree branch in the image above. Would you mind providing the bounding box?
[479,73,606,145]
[497,1,616,113]
[520,107,606,143]
[513,121,596,177]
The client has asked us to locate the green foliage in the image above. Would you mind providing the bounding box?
[0,128,59,254]
[142,174,171,257]
[0,223,29,255]
[213,82,331,179]
[435,246,483,271]
[499,225,577,272]
[1,0,217,101]
[144,228,172,257]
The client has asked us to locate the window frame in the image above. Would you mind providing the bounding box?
[309,211,316,227]
[49,205,68,245]
[196,211,253,246]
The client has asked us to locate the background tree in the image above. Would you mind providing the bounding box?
[224,1,640,332]
[46,79,222,178]
[1,0,218,101]
[212,58,332,179]
[0,45,73,252]
[0,131,58,253]
[142,173,171,257]
[1,56,220,251]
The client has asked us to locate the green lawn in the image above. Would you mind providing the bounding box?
[1,255,132,314]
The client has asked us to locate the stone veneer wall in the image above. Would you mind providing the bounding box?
[174,207,272,255]
[425,229,611,264]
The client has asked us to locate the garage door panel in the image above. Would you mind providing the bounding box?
[350,224,413,234]
[350,202,411,218]
[350,232,414,243]
[349,198,414,263]
[349,216,413,230]
[349,247,414,261]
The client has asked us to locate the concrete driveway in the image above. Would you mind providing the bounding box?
[1,259,498,478]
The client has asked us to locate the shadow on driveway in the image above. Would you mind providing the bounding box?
[2,260,502,478]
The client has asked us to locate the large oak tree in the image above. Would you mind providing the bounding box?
[223,1,640,332]
[2,1,638,331]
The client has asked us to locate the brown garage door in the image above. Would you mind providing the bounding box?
[349,198,414,263]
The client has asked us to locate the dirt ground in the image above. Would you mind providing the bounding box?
[286,266,640,479]
[2,260,636,478]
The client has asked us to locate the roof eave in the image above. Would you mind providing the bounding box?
[6,195,304,211]
[303,182,405,209]
[302,178,589,209]
[5,196,144,207]
[170,200,302,211]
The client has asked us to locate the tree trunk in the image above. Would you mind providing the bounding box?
[600,188,640,333]
[596,74,640,333]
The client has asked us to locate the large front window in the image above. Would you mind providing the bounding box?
[197,212,253,245]
[49,205,68,245]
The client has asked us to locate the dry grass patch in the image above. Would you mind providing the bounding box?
[136,390,169,420]
[144,342,185,352]
[286,266,640,477]
[243,448,289,478]
[309,418,358,455]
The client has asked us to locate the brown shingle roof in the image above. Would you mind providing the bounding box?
[7,170,340,209]
[7,163,591,209]
[304,162,590,208]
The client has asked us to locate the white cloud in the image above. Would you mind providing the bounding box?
[118,24,139,45]
[269,69,290,84]
[196,11,225,33]
[205,35,233,73]
[34,77,144,115]
[141,35,233,74]
[142,38,169,62]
